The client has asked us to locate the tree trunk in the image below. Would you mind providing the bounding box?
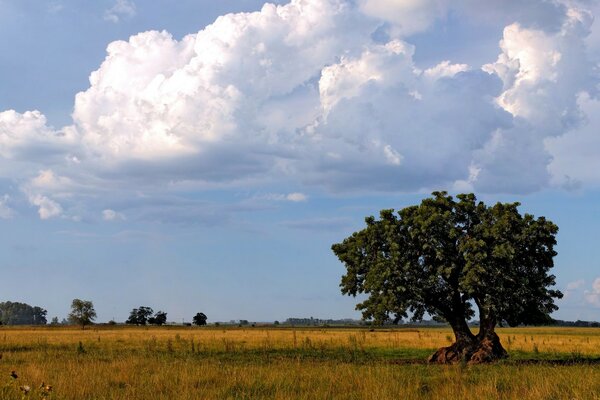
[428,317,507,364]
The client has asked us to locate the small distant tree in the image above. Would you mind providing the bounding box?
[149,311,167,326]
[50,317,59,326]
[126,306,154,325]
[192,312,207,326]
[68,299,96,330]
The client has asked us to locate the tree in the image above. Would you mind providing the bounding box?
[0,302,47,325]
[332,192,562,364]
[68,299,96,330]
[192,312,207,326]
[126,306,154,325]
[148,311,167,326]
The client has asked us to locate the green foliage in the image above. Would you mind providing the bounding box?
[126,306,154,325]
[331,192,562,331]
[68,299,96,329]
[149,311,167,326]
[0,302,47,325]
[193,312,208,326]
[127,307,167,326]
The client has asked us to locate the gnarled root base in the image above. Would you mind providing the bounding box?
[428,333,508,364]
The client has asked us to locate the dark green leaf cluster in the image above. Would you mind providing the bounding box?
[332,192,562,329]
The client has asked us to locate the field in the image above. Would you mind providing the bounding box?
[0,325,599,399]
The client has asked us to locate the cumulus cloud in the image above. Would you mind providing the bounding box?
[584,278,600,307]
[547,93,600,189]
[0,0,599,220]
[28,194,63,220]
[104,0,136,23]
[0,110,73,161]
[474,10,596,193]
[358,0,448,36]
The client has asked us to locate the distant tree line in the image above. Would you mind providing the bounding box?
[0,299,598,329]
[551,319,600,328]
[0,300,208,327]
[0,301,47,325]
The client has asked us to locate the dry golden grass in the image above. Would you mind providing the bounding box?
[0,325,599,399]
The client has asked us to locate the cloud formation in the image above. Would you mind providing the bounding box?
[584,278,600,307]
[104,0,136,23]
[1,0,599,220]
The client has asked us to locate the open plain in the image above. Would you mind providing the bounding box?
[0,325,599,399]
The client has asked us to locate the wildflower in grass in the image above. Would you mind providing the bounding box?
[19,384,31,394]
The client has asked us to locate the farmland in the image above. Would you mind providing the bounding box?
[0,326,599,399]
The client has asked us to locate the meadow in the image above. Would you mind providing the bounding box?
[0,325,599,399]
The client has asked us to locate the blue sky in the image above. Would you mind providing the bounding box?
[1,0,599,323]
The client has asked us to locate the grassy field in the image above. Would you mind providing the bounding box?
[0,325,599,399]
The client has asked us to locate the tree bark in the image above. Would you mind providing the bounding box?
[428,315,507,364]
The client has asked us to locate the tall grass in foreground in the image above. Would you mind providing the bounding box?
[0,326,599,399]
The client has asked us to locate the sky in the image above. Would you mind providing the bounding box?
[1,0,599,323]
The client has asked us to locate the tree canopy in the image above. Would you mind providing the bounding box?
[332,192,562,363]
[148,311,167,326]
[126,306,154,325]
[126,307,168,325]
[68,299,96,329]
[193,312,207,326]
[0,302,47,325]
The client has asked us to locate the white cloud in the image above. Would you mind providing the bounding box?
[286,192,308,202]
[547,93,600,189]
[564,278,585,299]
[566,279,585,291]
[76,0,375,165]
[30,169,74,192]
[28,194,63,220]
[0,110,69,160]
[584,278,600,307]
[102,209,125,221]
[0,194,14,219]
[0,0,599,220]
[104,0,136,23]
[358,0,448,36]
[424,60,470,80]
[473,8,595,192]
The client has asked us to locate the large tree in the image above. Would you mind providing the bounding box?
[68,299,96,330]
[332,192,562,364]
